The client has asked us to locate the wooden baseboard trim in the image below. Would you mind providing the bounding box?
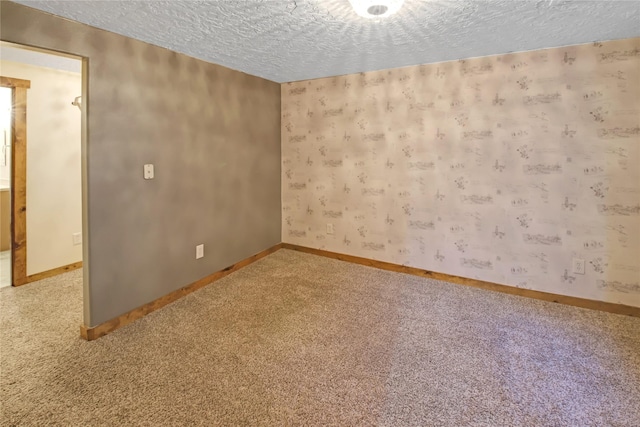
[80,244,283,341]
[282,243,640,318]
[14,261,83,286]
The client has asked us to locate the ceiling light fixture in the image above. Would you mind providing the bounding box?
[348,0,405,19]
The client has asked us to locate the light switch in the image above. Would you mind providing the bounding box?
[143,164,154,180]
[72,232,82,246]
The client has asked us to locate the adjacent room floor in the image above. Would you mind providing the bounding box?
[1,249,639,426]
[0,251,10,288]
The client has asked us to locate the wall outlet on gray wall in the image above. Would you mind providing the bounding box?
[196,244,204,259]
[143,164,154,180]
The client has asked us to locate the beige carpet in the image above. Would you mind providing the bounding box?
[1,249,639,426]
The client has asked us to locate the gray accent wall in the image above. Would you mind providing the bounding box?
[1,1,281,326]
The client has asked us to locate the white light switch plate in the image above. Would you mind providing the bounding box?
[72,232,82,245]
[143,164,154,180]
[326,223,334,234]
[196,244,204,259]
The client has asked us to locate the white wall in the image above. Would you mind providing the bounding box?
[0,60,82,275]
[281,38,640,308]
[0,87,11,187]
[1,44,81,74]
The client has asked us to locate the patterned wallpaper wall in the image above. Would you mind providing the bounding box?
[281,38,640,308]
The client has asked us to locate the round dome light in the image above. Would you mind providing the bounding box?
[348,0,405,19]
[367,5,388,15]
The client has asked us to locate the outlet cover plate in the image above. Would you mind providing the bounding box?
[143,164,154,180]
[572,258,585,275]
[196,244,204,259]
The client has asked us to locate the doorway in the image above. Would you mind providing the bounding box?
[0,42,84,287]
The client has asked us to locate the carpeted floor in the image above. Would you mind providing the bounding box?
[1,249,639,426]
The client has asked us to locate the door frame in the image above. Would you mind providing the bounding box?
[0,76,29,286]
[1,41,91,334]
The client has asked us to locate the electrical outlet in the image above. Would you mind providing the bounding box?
[143,164,154,180]
[326,223,334,235]
[572,258,585,275]
[72,232,82,245]
[196,244,204,259]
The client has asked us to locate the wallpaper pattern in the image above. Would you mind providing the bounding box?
[281,38,640,308]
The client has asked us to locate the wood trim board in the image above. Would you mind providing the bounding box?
[282,243,640,318]
[0,76,31,88]
[0,76,29,287]
[80,244,283,341]
[24,262,83,284]
[0,189,9,251]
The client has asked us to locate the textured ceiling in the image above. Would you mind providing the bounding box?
[14,0,640,83]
